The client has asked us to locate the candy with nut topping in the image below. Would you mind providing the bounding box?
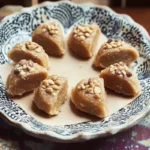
[32,22,65,57]
[68,24,101,58]
[8,41,49,69]
[6,59,48,96]
[100,62,141,96]
[33,75,68,115]
[71,77,107,118]
[93,39,139,68]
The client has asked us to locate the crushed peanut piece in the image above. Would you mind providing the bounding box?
[55,80,61,86]
[103,39,122,50]
[14,69,20,75]
[48,79,54,85]
[42,22,59,36]
[51,75,59,81]
[52,85,59,90]
[46,88,53,94]
[42,85,46,89]
[77,78,102,99]
[22,65,27,70]
[73,25,94,42]
[94,86,101,94]
[19,71,25,77]
[109,62,132,78]
[26,42,38,50]
[35,48,42,53]
[43,80,50,87]
[26,66,32,71]
[28,61,33,67]
[126,72,132,77]
[19,60,27,66]
[81,84,86,90]
[77,85,81,90]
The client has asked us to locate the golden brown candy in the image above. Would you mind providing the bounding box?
[93,39,139,68]
[100,62,141,96]
[8,41,49,69]
[6,59,48,96]
[32,22,65,57]
[68,24,101,58]
[34,75,68,115]
[71,77,107,118]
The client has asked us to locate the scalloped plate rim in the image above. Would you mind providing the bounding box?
[0,1,150,142]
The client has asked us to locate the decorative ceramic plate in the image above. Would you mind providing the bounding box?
[0,1,150,143]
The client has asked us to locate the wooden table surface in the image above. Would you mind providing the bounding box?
[0,6,150,150]
[113,8,150,35]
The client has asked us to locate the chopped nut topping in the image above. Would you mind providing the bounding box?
[107,39,112,43]
[14,60,36,77]
[55,80,61,86]
[85,88,93,94]
[46,88,53,94]
[94,86,101,94]
[14,69,20,75]
[88,78,91,84]
[90,82,94,87]
[51,75,58,81]
[35,48,42,53]
[19,71,25,77]
[78,78,102,99]
[42,85,46,89]
[77,85,81,90]
[81,84,86,90]
[109,62,132,78]
[73,25,94,42]
[28,60,33,67]
[52,85,59,90]
[42,76,62,95]
[43,80,50,87]
[22,65,27,70]
[85,33,90,37]
[29,68,35,72]
[42,28,47,32]
[19,60,27,66]
[26,42,38,50]
[102,39,122,51]
[42,22,59,36]
[126,72,132,77]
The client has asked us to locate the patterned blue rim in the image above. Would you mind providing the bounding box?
[0,1,150,142]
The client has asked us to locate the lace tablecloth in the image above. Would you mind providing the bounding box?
[0,116,150,150]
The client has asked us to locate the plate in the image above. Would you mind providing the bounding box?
[0,1,150,143]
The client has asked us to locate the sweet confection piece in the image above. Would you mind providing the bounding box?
[100,62,141,96]
[6,59,48,96]
[8,41,49,69]
[32,22,65,57]
[71,77,107,118]
[33,75,68,115]
[93,39,139,68]
[68,24,101,58]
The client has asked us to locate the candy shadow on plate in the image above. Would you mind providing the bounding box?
[106,88,138,99]
[92,64,104,72]
[69,99,100,122]
[48,54,65,59]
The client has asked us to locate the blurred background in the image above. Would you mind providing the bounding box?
[0,0,150,33]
